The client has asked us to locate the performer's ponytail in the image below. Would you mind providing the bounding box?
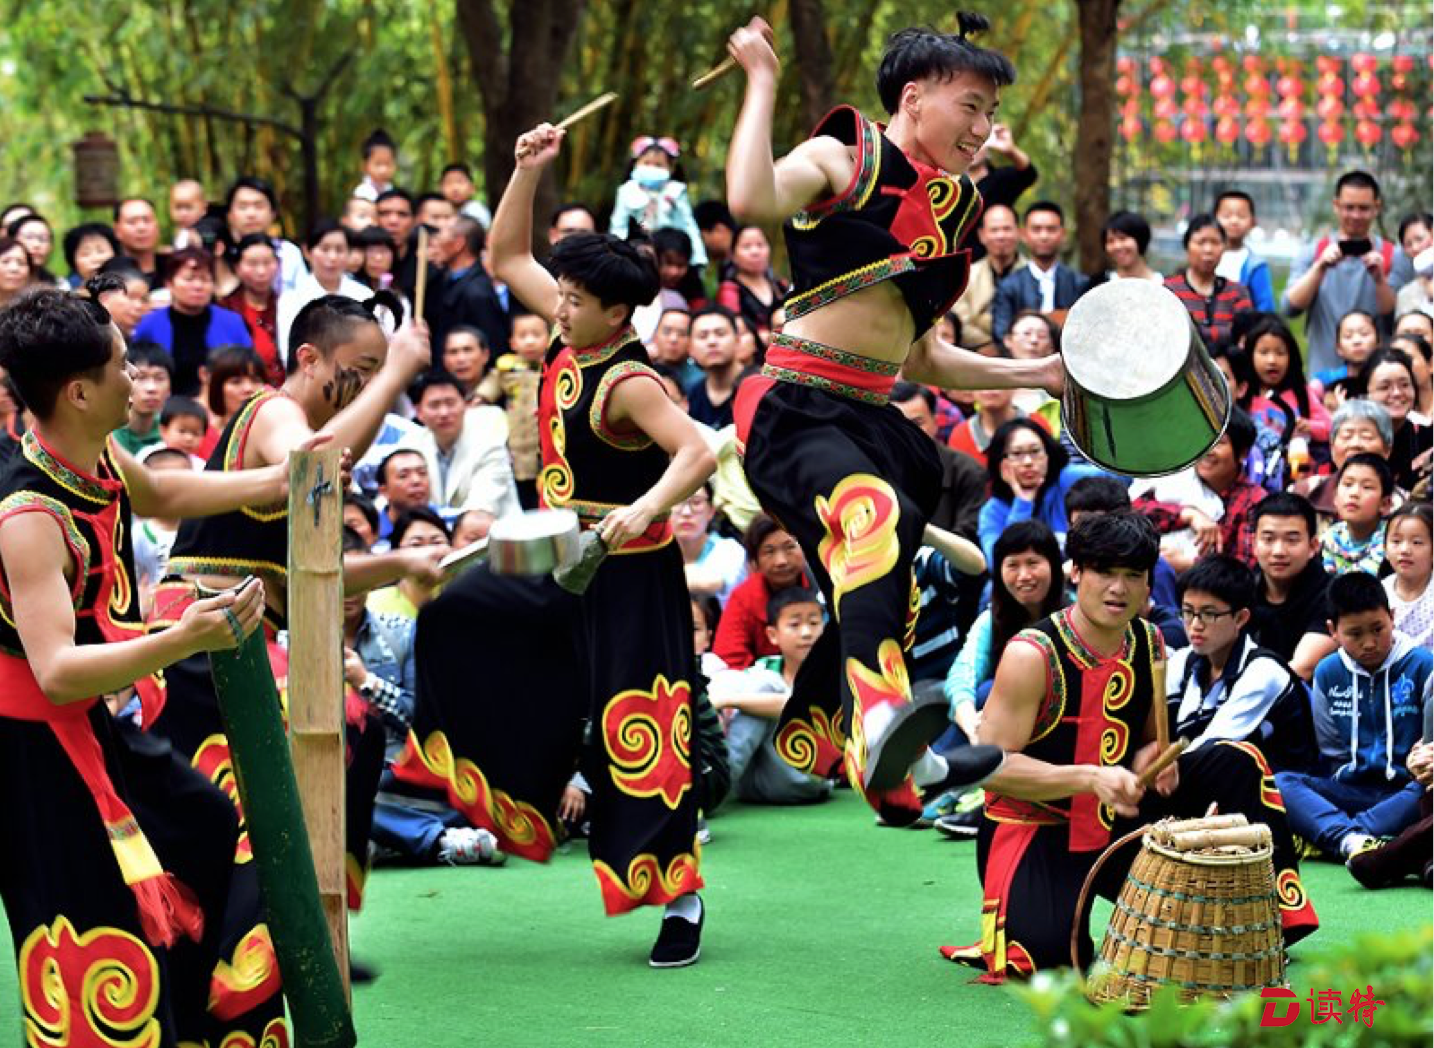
[954,11,991,40]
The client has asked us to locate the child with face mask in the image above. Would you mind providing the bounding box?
[608,136,708,266]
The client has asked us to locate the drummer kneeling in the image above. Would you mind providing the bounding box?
[943,512,1319,983]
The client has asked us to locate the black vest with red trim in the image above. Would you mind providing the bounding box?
[0,430,160,708]
[783,105,983,337]
[537,328,672,552]
[987,608,1164,853]
[169,389,289,623]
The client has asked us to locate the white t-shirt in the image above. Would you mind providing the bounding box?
[1216,246,1250,285]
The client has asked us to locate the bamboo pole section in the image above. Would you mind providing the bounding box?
[286,446,349,997]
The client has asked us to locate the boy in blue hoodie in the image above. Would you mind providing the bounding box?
[1274,572,1431,866]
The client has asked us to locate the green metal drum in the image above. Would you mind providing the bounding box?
[1060,280,1232,477]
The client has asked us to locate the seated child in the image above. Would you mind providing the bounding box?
[1384,502,1433,648]
[1167,555,1318,773]
[708,587,833,805]
[1321,452,1393,574]
[157,394,209,466]
[1275,572,1432,866]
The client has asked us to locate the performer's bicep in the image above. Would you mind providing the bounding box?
[0,513,80,677]
[248,397,317,470]
[502,259,560,326]
[978,641,1048,750]
[772,137,848,215]
[608,374,708,460]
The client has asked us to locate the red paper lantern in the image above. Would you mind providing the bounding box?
[1277,98,1305,121]
[1352,72,1380,98]
[1316,96,1345,121]
[1151,73,1176,99]
[1355,119,1382,146]
[1317,72,1343,95]
[1276,75,1302,98]
[1116,74,1136,96]
[1117,56,1136,76]
[1242,55,1264,74]
[1244,73,1271,97]
[1120,115,1143,141]
[1155,97,1180,120]
[1352,98,1379,120]
[1245,97,1271,119]
[1150,56,1168,76]
[1155,121,1178,144]
[1182,117,1208,144]
[1214,94,1240,118]
[1350,53,1378,75]
[1316,56,1341,75]
[1181,75,1206,98]
[1279,121,1308,146]
[1245,118,1272,148]
[1121,98,1141,119]
[1391,121,1420,150]
[1392,55,1415,74]
[1317,121,1344,146]
[1212,56,1232,75]
[1215,115,1241,145]
[1183,97,1209,119]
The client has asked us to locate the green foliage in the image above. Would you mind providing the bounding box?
[1017,926,1434,1048]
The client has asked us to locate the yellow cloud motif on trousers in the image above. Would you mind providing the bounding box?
[814,473,901,615]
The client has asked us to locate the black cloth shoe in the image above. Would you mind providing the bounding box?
[863,690,957,793]
[934,809,983,840]
[649,898,703,968]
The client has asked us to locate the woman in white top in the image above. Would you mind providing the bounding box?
[276,218,371,358]
[1103,210,1162,283]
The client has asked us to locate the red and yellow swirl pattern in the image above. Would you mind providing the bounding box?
[20,916,161,1048]
[594,850,703,916]
[181,1017,290,1048]
[814,474,900,615]
[602,674,693,809]
[774,706,846,777]
[844,638,912,777]
[1277,869,1308,912]
[192,735,252,864]
[1218,740,1286,811]
[391,730,556,861]
[207,924,281,1023]
[537,352,581,508]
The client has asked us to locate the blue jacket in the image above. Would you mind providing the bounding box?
[1310,631,1431,785]
[977,462,1112,563]
[1234,252,1276,313]
[992,263,1089,340]
[132,304,253,353]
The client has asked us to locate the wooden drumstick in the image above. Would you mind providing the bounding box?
[515,93,620,161]
[413,227,429,323]
[692,56,737,90]
[1136,739,1188,790]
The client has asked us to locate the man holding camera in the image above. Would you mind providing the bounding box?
[1284,169,1414,374]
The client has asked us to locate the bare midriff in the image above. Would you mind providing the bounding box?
[782,278,916,366]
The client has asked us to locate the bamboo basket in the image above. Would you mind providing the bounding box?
[1073,813,1286,1010]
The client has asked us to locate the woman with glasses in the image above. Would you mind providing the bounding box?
[977,418,1111,564]
[673,482,748,607]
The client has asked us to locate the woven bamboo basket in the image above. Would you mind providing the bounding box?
[1073,813,1287,1010]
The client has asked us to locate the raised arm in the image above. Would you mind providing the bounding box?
[489,126,562,324]
[1,512,264,703]
[597,375,717,548]
[724,18,842,224]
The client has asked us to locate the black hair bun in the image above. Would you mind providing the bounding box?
[955,11,992,39]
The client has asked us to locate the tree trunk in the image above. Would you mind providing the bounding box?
[1073,0,1121,275]
[457,0,586,255]
[789,0,836,133]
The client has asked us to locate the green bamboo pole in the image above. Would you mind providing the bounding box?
[207,608,356,1048]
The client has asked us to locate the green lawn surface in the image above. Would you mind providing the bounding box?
[10,790,1420,1046]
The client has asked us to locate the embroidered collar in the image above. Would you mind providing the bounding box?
[1054,607,1133,670]
[572,326,640,368]
[23,429,122,505]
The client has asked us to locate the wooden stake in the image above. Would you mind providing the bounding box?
[413,227,429,324]
[1152,657,1170,755]
[286,446,349,997]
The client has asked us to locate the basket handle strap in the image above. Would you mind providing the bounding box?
[1069,824,1150,972]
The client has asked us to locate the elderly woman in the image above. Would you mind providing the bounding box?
[1164,213,1254,347]
[1292,399,1403,525]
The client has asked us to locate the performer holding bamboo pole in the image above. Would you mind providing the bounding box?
[0,289,304,1045]
[147,294,444,1030]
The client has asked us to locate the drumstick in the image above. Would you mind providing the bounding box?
[555,91,618,132]
[414,227,429,323]
[514,93,620,162]
[1152,657,1170,754]
[692,56,737,90]
[1136,739,1188,790]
